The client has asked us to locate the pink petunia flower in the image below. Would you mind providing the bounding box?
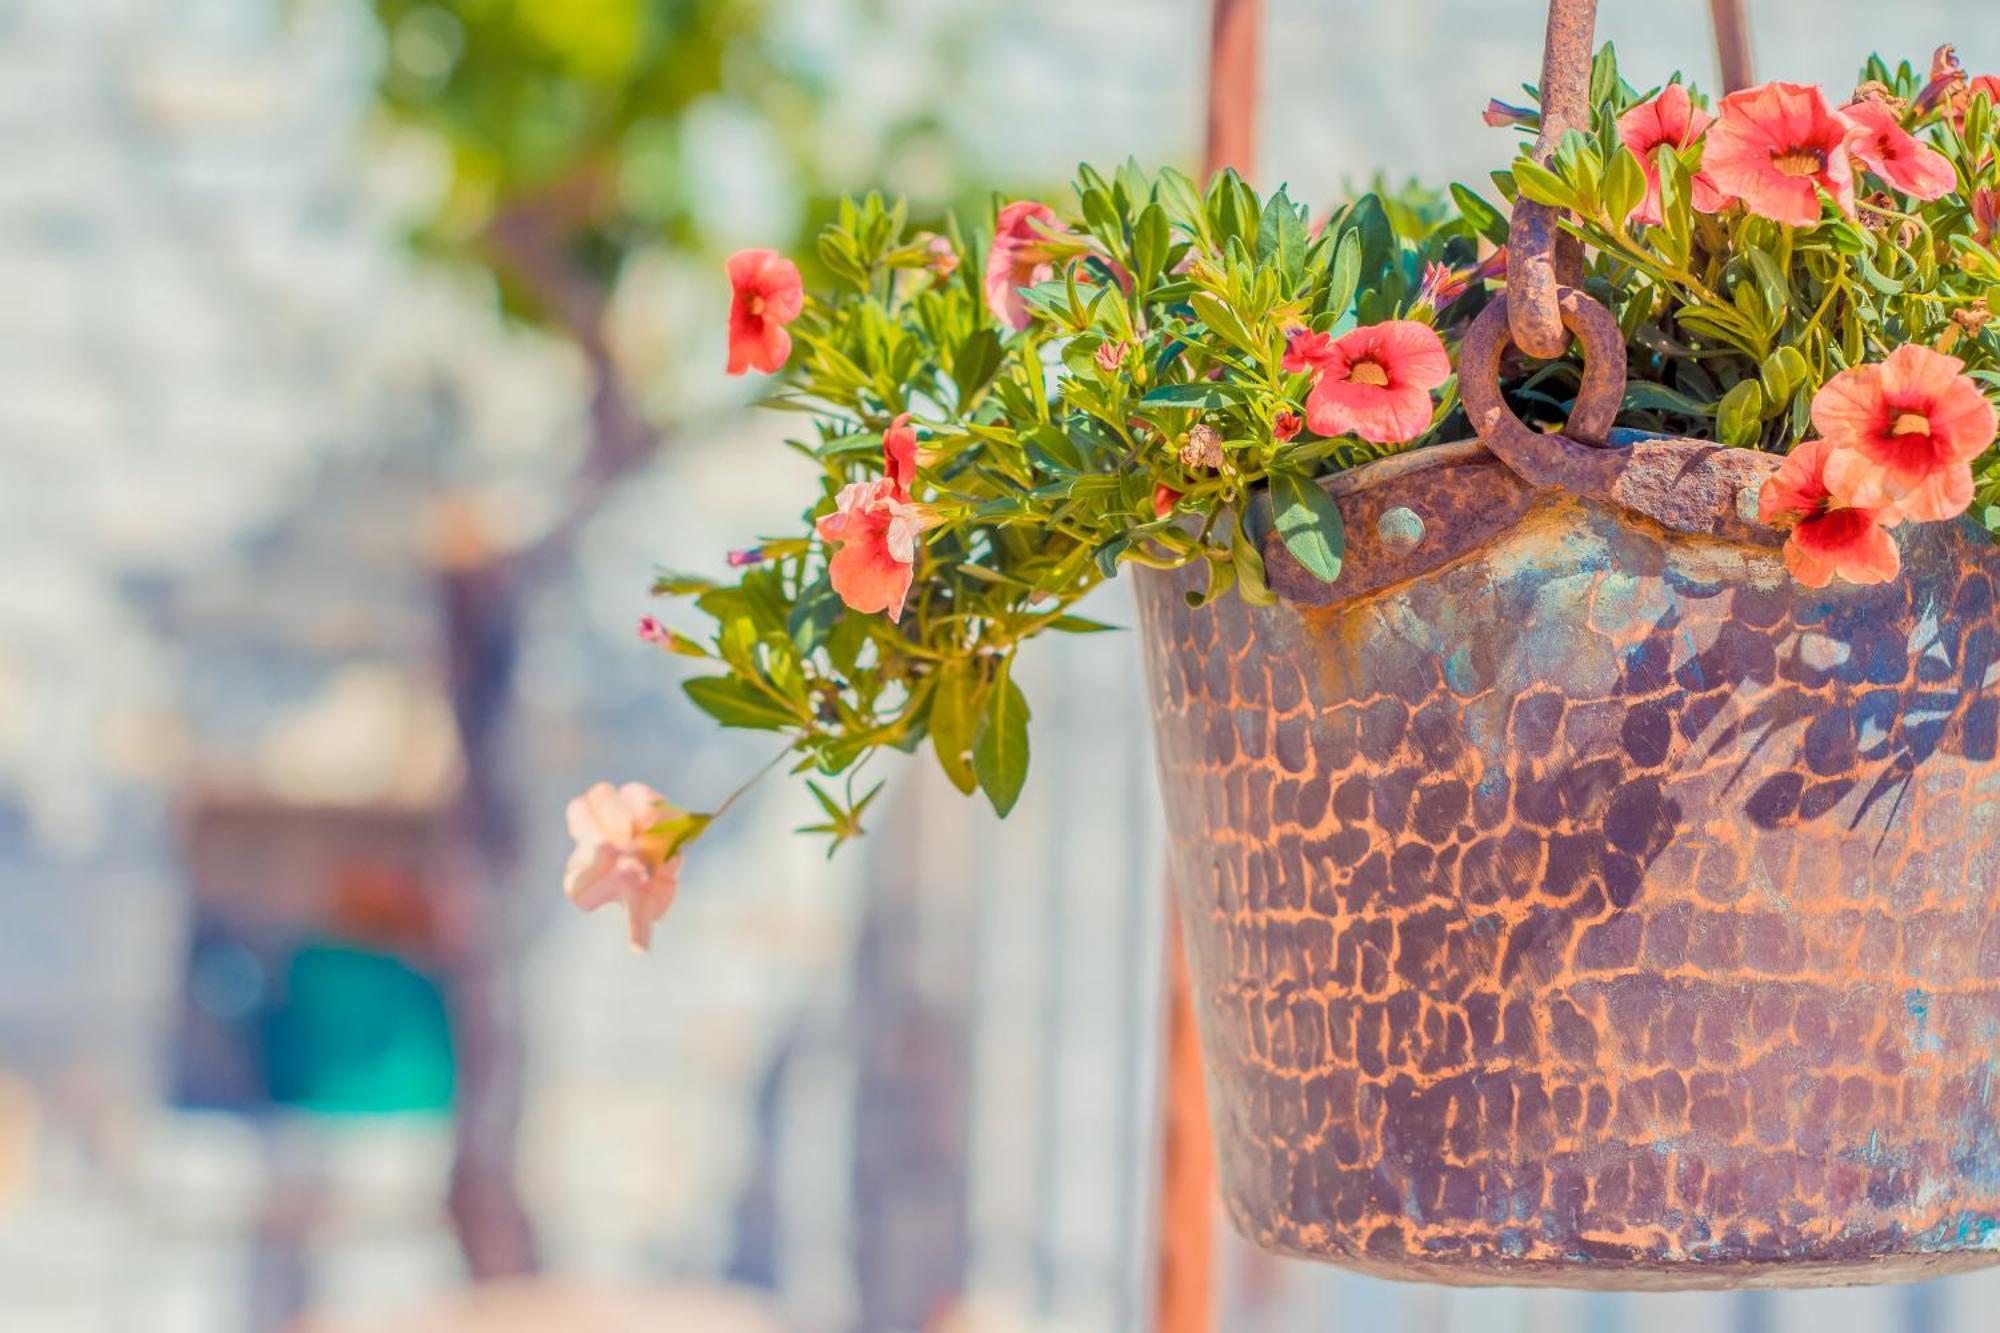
[1813,345,1998,523]
[815,478,930,621]
[1702,82,1857,227]
[1152,483,1181,520]
[637,615,670,645]
[1483,99,1536,129]
[1616,82,1734,223]
[1298,320,1452,445]
[883,413,918,498]
[726,547,766,568]
[1758,436,1901,588]
[726,249,804,376]
[984,201,1063,331]
[1841,97,1956,201]
[564,781,685,952]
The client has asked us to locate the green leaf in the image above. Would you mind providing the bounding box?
[1256,187,1308,283]
[973,666,1031,816]
[684,676,800,731]
[1045,614,1121,633]
[1156,166,1207,241]
[1138,381,1243,409]
[1716,379,1765,446]
[952,328,1004,407]
[1189,291,1260,354]
[929,662,981,795]
[1133,201,1169,287]
[1622,382,1715,417]
[1322,230,1361,321]
[1511,159,1573,209]
[1450,184,1509,246]
[1230,508,1277,606]
[1269,471,1345,583]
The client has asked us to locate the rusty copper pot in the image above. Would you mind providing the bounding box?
[1137,380,2000,1287]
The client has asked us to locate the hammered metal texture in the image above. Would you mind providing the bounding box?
[1136,485,2000,1289]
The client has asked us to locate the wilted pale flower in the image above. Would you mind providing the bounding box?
[1178,423,1223,470]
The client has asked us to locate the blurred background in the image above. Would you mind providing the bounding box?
[3,0,1999,1329]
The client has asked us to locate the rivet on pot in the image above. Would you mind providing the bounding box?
[1737,478,1765,524]
[1377,506,1426,555]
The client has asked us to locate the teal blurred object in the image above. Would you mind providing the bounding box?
[261,941,454,1115]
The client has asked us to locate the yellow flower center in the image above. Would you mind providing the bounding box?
[1892,411,1932,437]
[744,293,766,317]
[1771,147,1825,178]
[1348,359,1390,387]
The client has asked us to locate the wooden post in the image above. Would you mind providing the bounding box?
[1155,904,1218,1333]
[1154,9,1262,1330]
[1707,0,1755,93]
[1203,0,1263,178]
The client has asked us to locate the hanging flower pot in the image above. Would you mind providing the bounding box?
[578,0,2000,1293]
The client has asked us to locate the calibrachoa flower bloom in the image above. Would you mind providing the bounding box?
[1814,344,1998,522]
[924,233,958,278]
[637,615,670,645]
[1282,327,1334,375]
[726,547,767,568]
[1272,410,1303,443]
[883,413,918,497]
[1295,320,1451,445]
[1095,340,1131,373]
[984,200,1062,331]
[1758,436,1901,588]
[1415,261,1468,311]
[1484,98,1536,129]
[1840,97,1955,201]
[1702,82,1856,227]
[726,249,804,376]
[1152,483,1181,520]
[816,478,929,621]
[564,781,684,952]
[1617,82,1732,224]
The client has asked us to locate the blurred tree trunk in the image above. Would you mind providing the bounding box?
[431,190,661,1279]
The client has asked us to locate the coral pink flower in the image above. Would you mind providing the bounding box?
[1758,437,1901,587]
[1915,45,1967,118]
[1972,75,2000,108]
[1282,328,1335,375]
[726,249,804,376]
[883,413,918,497]
[1484,99,1536,129]
[1272,411,1303,443]
[924,233,959,278]
[564,781,684,951]
[1095,340,1131,373]
[1299,320,1451,445]
[1617,83,1733,223]
[1702,82,1856,227]
[1840,98,1956,201]
[1974,188,2000,244]
[816,478,929,621]
[637,615,669,646]
[1415,261,1468,311]
[1152,484,1181,520]
[1813,345,1998,522]
[984,201,1062,331]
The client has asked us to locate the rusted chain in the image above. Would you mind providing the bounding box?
[1463,287,1625,465]
[1506,0,1598,360]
